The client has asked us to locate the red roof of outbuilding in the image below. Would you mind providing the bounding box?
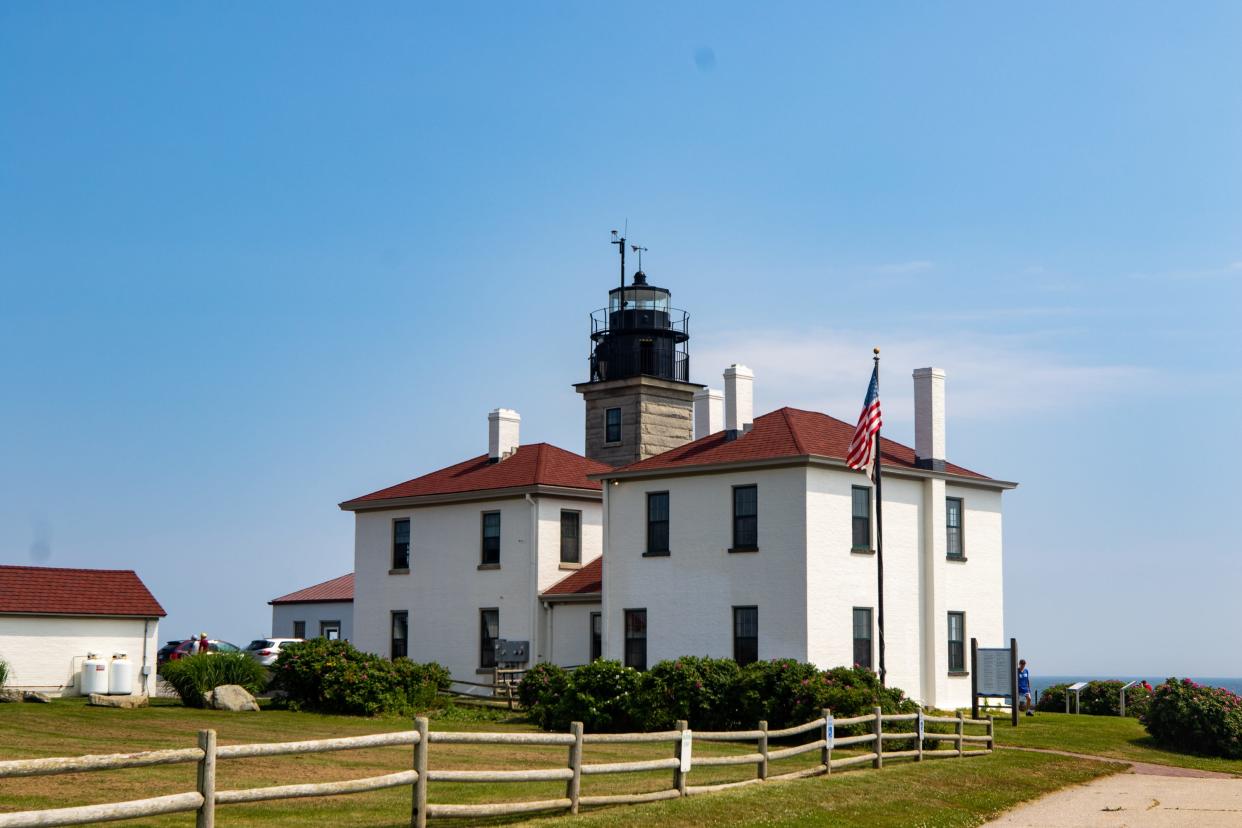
[0,565,165,618]
[341,443,610,508]
[616,407,989,479]
[542,557,602,596]
[270,573,354,605]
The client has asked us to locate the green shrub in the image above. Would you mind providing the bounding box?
[1142,678,1242,758]
[518,657,918,734]
[517,663,571,730]
[268,639,448,716]
[0,657,10,689]
[631,657,744,731]
[543,660,642,732]
[160,653,268,708]
[1035,680,1150,717]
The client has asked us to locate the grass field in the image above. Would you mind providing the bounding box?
[0,698,1120,827]
[991,711,1242,776]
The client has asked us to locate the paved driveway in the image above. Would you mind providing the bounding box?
[984,748,1242,827]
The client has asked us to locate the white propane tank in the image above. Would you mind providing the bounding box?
[108,652,135,695]
[82,653,109,695]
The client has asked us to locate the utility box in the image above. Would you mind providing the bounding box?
[494,639,529,664]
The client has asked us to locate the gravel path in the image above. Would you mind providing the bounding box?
[983,747,1242,827]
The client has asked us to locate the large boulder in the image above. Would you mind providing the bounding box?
[0,690,23,703]
[23,691,52,703]
[89,693,148,709]
[208,684,260,712]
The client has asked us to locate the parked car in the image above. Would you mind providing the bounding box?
[163,639,243,663]
[244,638,303,667]
[156,639,188,668]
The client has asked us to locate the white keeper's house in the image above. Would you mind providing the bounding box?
[338,259,1016,709]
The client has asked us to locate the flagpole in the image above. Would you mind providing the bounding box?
[873,347,886,687]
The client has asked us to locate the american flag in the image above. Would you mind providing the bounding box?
[846,364,883,474]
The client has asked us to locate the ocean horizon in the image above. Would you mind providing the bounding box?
[1032,675,1242,697]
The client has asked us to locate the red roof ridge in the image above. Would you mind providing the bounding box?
[778,407,808,454]
[342,442,609,507]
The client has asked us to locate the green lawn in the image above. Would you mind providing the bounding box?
[992,711,1242,776]
[0,698,1120,827]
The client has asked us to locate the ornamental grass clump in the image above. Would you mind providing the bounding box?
[269,638,449,716]
[1142,678,1242,758]
[160,652,268,708]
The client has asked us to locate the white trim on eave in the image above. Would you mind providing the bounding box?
[591,455,1017,491]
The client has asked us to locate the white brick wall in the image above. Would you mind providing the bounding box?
[352,495,601,681]
[605,464,1005,709]
[0,615,160,696]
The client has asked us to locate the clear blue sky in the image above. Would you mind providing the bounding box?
[2,3,1239,676]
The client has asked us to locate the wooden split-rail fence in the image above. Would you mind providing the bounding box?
[0,707,994,827]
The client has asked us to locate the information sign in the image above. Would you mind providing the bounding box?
[680,730,692,773]
[976,648,1012,696]
[826,715,834,750]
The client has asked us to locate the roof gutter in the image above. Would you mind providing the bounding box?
[539,592,602,605]
[592,454,1018,491]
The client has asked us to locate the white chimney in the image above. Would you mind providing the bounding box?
[913,368,946,470]
[693,387,724,439]
[724,364,754,435]
[488,408,521,461]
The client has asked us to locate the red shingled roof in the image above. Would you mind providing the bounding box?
[270,573,354,605]
[0,565,165,618]
[342,443,610,507]
[617,407,989,479]
[542,557,602,596]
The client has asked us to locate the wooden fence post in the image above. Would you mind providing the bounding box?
[195,730,216,828]
[413,717,429,828]
[986,716,995,752]
[672,720,688,796]
[872,706,883,769]
[567,722,583,814]
[956,710,964,758]
[821,709,831,774]
[757,721,769,780]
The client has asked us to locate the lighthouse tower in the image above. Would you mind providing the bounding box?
[574,236,703,466]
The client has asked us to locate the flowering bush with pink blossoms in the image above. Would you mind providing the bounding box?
[1141,678,1242,758]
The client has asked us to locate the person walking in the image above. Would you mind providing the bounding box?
[1018,659,1033,716]
[194,632,209,655]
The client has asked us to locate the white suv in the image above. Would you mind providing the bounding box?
[244,638,302,667]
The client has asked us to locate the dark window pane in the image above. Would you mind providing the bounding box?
[852,607,873,670]
[590,612,602,661]
[292,621,305,639]
[733,607,758,666]
[481,512,501,565]
[481,609,499,668]
[391,612,408,660]
[852,487,871,549]
[733,486,758,549]
[624,609,647,671]
[946,498,964,558]
[393,519,411,569]
[560,511,581,563]
[947,612,965,672]
[647,492,669,553]
[605,408,622,443]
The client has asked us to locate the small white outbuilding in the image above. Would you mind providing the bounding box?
[269,572,353,642]
[0,565,166,696]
